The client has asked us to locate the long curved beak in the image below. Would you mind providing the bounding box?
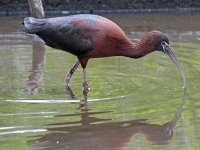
[162,42,187,89]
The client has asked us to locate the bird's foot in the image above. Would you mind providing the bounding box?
[83,82,90,95]
[65,85,76,99]
[65,81,70,87]
[65,82,70,89]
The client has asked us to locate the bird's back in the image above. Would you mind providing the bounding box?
[23,14,128,57]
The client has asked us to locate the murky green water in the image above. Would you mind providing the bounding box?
[0,13,200,150]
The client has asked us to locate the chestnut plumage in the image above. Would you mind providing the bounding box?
[23,14,186,95]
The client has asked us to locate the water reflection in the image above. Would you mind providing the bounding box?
[29,111,179,149]
[29,89,186,149]
[26,35,45,95]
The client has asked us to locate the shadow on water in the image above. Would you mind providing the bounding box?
[29,87,186,150]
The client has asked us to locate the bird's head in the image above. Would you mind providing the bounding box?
[142,31,187,89]
[142,31,169,52]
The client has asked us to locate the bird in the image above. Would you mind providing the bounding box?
[22,14,186,95]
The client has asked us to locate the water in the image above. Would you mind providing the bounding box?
[0,13,200,150]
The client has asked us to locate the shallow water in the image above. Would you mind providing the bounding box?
[0,13,200,150]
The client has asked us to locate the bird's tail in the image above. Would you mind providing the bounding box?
[22,17,47,34]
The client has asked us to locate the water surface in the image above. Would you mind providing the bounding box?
[0,13,200,150]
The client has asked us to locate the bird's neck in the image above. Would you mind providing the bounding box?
[122,39,155,58]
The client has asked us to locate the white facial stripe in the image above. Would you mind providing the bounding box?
[161,41,168,52]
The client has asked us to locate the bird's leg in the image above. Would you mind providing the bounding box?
[65,60,80,86]
[65,85,76,99]
[83,68,90,95]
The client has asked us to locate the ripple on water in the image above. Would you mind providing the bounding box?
[5,95,126,104]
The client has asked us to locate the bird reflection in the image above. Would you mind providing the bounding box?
[26,35,45,95]
[29,88,186,150]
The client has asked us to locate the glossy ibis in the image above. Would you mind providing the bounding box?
[22,14,186,95]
